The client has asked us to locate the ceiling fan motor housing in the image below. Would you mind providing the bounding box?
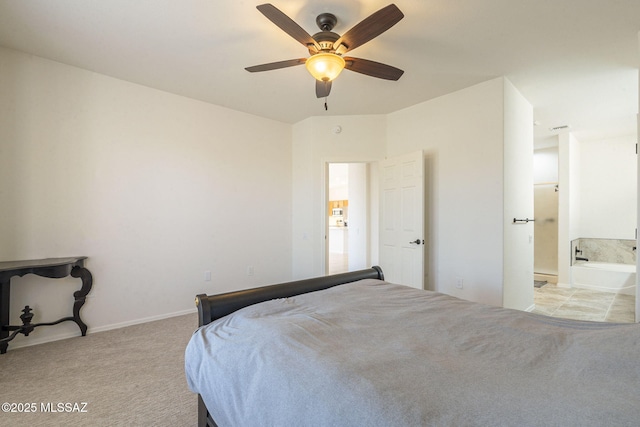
[311,31,340,52]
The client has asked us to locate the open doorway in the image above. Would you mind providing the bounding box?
[534,137,637,323]
[533,182,559,285]
[326,163,369,274]
[533,147,560,286]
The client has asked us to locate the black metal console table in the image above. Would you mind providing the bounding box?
[0,257,93,354]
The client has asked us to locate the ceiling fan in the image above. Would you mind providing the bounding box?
[245,3,405,99]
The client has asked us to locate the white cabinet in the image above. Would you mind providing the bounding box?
[329,227,348,253]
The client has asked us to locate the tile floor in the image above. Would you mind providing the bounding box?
[532,284,636,323]
[328,262,637,323]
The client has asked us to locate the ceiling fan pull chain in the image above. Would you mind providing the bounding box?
[324,97,328,111]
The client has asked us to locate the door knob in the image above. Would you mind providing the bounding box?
[409,239,422,245]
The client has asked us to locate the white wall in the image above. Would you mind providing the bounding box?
[0,47,292,347]
[534,147,559,184]
[579,136,637,239]
[347,163,368,270]
[557,132,581,286]
[291,115,387,279]
[385,77,532,307]
[502,80,534,311]
[569,134,582,243]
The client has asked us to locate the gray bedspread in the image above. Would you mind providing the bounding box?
[185,279,640,426]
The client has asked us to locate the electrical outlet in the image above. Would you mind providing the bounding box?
[247,266,254,276]
[204,271,211,281]
[455,277,463,289]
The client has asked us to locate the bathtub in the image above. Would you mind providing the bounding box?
[571,261,636,296]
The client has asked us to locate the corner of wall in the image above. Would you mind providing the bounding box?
[502,79,535,310]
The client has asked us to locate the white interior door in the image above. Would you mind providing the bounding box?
[379,151,424,289]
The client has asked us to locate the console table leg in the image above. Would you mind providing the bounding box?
[70,266,93,336]
[0,281,9,354]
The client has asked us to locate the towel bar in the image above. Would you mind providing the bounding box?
[513,218,535,224]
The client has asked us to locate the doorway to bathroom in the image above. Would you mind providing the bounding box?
[533,147,560,285]
[533,182,558,285]
[533,136,637,323]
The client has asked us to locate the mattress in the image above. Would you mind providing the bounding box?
[185,279,640,426]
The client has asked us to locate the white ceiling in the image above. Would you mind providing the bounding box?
[1,0,639,145]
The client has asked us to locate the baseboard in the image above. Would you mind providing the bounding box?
[555,281,572,289]
[524,304,536,312]
[7,307,198,350]
[534,273,558,284]
[87,307,198,334]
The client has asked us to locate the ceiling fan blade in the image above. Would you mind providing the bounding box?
[333,4,404,55]
[245,58,306,72]
[316,80,332,98]
[257,4,320,52]
[344,57,404,80]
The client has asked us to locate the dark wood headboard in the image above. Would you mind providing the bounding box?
[193,266,384,427]
[195,266,384,327]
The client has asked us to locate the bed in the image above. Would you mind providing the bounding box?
[185,266,640,427]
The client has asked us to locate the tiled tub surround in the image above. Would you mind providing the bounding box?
[572,238,636,265]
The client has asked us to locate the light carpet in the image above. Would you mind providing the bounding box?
[0,313,198,426]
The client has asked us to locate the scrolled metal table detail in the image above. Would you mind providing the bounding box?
[0,257,93,353]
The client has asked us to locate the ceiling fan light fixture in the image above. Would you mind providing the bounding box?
[305,52,345,82]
